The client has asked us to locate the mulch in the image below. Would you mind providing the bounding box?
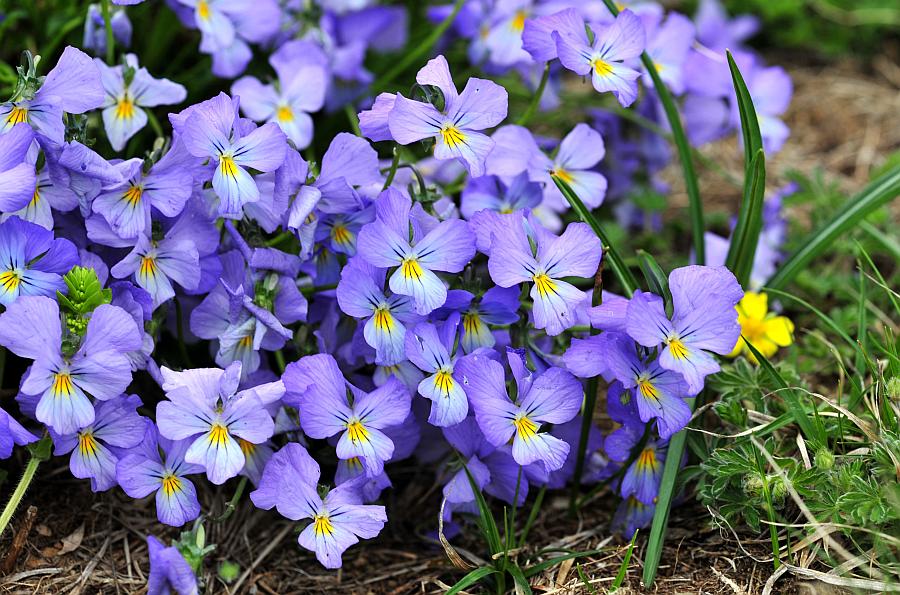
[2,47,898,594]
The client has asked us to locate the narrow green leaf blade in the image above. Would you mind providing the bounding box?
[446,567,497,595]
[508,565,534,595]
[641,427,686,585]
[552,177,639,297]
[726,149,767,286]
[464,465,503,555]
[767,164,900,290]
[611,530,639,592]
[726,50,763,167]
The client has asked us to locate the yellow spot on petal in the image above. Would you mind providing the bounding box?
[220,155,239,179]
[116,96,135,120]
[511,10,527,32]
[331,223,352,247]
[532,273,557,298]
[122,184,143,208]
[636,447,659,471]
[161,473,183,496]
[52,372,74,398]
[0,270,21,292]
[550,168,574,185]
[637,378,658,401]
[667,337,689,360]
[440,125,466,149]
[345,457,363,471]
[238,334,254,351]
[238,438,256,456]
[434,368,454,396]
[462,312,482,336]
[276,105,294,122]
[313,514,334,537]
[197,0,210,20]
[513,415,538,441]
[208,423,230,446]
[6,106,28,126]
[78,431,98,457]
[139,255,158,280]
[401,257,423,281]
[346,420,369,444]
[373,306,395,332]
[30,187,41,208]
[591,58,613,77]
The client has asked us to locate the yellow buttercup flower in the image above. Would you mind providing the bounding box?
[729,291,794,364]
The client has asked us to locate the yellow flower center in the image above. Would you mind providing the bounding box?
[220,155,239,179]
[6,106,28,125]
[346,420,369,444]
[0,270,21,292]
[592,58,613,77]
[52,372,74,398]
[238,334,254,350]
[513,415,538,441]
[532,273,557,298]
[511,10,527,31]
[161,473,183,496]
[116,96,135,120]
[440,125,466,149]
[139,255,158,280]
[433,368,454,396]
[550,168,574,185]
[276,105,294,122]
[78,431,98,457]
[30,187,41,207]
[637,378,658,401]
[313,514,334,537]
[462,312,482,335]
[401,257,423,281]
[122,184,143,207]
[373,306,394,332]
[197,0,210,20]
[331,223,352,247]
[667,337,689,360]
[208,423,229,446]
[637,447,658,471]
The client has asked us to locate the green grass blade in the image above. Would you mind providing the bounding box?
[464,465,503,555]
[523,549,607,577]
[610,530,639,592]
[726,149,767,287]
[636,250,672,312]
[743,340,824,443]
[763,288,857,353]
[508,565,533,595]
[446,567,497,595]
[726,51,763,169]
[552,177,639,297]
[600,0,704,263]
[641,428,686,586]
[767,164,900,290]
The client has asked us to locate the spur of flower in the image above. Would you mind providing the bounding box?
[728,291,794,363]
[356,188,476,315]
[283,353,411,476]
[0,295,142,435]
[456,349,583,472]
[156,362,283,484]
[250,442,388,569]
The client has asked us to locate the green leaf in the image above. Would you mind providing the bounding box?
[602,0,706,264]
[636,250,672,314]
[767,164,900,290]
[641,428,685,586]
[464,465,503,555]
[507,565,533,595]
[610,530,638,592]
[523,548,607,577]
[726,51,763,169]
[726,149,766,287]
[763,288,857,354]
[552,177,639,297]
[446,567,497,595]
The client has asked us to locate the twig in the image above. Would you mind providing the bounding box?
[230,523,293,593]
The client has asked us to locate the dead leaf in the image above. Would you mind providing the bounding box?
[42,523,84,557]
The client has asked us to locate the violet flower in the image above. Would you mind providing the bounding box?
[0,123,37,214]
[0,216,79,305]
[147,535,198,595]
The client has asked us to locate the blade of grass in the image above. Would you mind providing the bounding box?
[600,0,704,263]
[523,549,608,577]
[552,177,639,296]
[508,565,533,595]
[641,428,685,586]
[726,149,767,286]
[763,288,857,353]
[576,563,598,594]
[726,51,763,169]
[767,164,900,290]
[464,465,503,555]
[636,250,672,314]
[446,567,497,595]
[610,530,639,592]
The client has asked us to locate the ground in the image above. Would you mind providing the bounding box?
[1,49,898,594]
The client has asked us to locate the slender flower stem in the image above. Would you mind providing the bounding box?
[101,0,115,65]
[516,63,550,126]
[0,436,51,538]
[370,0,465,93]
[381,146,401,191]
[344,104,361,136]
[273,350,286,374]
[146,109,165,139]
[215,476,248,522]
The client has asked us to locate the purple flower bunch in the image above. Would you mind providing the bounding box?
[0,0,793,580]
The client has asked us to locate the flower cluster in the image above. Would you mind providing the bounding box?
[0,0,796,585]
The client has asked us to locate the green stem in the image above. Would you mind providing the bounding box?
[370,0,464,93]
[273,350,286,374]
[381,146,401,191]
[601,0,704,263]
[215,476,248,522]
[516,63,550,126]
[0,449,43,537]
[101,0,115,65]
[146,109,165,139]
[517,486,545,549]
[344,104,361,136]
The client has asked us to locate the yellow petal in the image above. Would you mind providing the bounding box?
[764,316,794,347]
[738,291,768,320]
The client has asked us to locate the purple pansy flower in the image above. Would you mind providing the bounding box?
[642,12,695,94]
[84,4,132,56]
[336,256,420,366]
[385,55,508,176]
[486,215,601,336]
[404,313,470,427]
[51,394,145,492]
[0,406,39,459]
[1,46,104,144]
[0,216,79,305]
[95,54,187,151]
[110,227,200,308]
[181,92,286,217]
[0,123,37,214]
[156,362,282,484]
[0,296,142,434]
[625,265,742,393]
[147,535,198,595]
[283,354,411,476]
[435,287,520,354]
[442,416,494,505]
[357,189,475,315]
[250,442,388,569]
[460,173,542,219]
[553,10,646,107]
[117,425,204,527]
[456,350,582,472]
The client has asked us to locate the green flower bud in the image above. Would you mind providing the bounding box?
[814,448,834,470]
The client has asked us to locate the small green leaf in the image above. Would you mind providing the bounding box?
[463,465,503,555]
[610,530,638,592]
[507,565,533,595]
[726,149,767,287]
[446,567,497,595]
[636,250,672,314]
[27,434,52,462]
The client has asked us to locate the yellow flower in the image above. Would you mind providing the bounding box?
[729,291,794,364]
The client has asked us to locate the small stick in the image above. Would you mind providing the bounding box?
[1,505,37,573]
